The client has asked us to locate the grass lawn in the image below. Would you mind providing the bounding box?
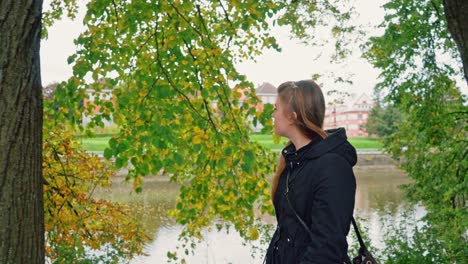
[78,136,112,152]
[250,134,382,150]
[79,134,382,152]
[348,137,383,149]
[249,134,288,150]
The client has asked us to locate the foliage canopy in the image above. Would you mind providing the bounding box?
[43,91,148,262]
[365,0,467,262]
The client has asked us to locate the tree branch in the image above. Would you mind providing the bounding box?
[196,4,213,43]
[168,2,205,43]
[216,0,234,47]
[153,17,207,122]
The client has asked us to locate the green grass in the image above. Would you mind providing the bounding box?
[250,134,382,150]
[348,137,383,149]
[79,134,382,152]
[78,135,112,152]
[249,134,289,150]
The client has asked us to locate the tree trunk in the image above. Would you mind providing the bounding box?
[444,0,468,85]
[0,0,44,263]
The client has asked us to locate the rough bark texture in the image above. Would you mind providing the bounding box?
[444,0,468,85]
[0,0,44,263]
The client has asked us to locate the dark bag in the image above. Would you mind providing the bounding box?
[284,171,378,264]
[350,218,377,264]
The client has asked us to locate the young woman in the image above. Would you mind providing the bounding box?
[265,80,356,263]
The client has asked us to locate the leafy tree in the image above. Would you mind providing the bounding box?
[43,119,148,262]
[47,0,283,261]
[365,102,403,138]
[365,0,467,262]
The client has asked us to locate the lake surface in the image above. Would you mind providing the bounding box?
[95,164,419,263]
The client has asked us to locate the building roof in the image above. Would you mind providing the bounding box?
[256,82,277,94]
[353,93,372,105]
[325,92,374,114]
[328,92,373,106]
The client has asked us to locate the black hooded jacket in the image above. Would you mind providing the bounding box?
[266,128,357,264]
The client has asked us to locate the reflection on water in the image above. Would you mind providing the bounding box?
[94,165,417,263]
[352,166,425,250]
[94,178,179,240]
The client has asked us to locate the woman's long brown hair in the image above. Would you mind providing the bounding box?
[271,80,328,201]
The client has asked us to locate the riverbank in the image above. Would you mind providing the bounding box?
[356,151,397,166]
[107,152,400,179]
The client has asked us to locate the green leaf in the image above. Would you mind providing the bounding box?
[103,148,113,159]
[174,152,184,165]
[115,156,127,169]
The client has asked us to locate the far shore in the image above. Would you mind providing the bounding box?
[96,152,400,182]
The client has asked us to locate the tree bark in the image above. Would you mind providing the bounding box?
[444,0,468,85]
[0,0,44,263]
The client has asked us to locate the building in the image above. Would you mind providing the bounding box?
[256,82,277,105]
[82,87,115,127]
[323,93,374,137]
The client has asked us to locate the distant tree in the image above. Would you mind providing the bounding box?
[365,103,403,138]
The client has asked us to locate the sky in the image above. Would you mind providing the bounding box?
[40,1,387,97]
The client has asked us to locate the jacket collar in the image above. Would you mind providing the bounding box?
[281,128,357,167]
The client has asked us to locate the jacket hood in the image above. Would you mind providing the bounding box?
[282,127,357,167]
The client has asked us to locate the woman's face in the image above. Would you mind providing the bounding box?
[272,97,293,138]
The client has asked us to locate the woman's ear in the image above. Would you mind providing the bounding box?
[288,112,298,125]
[292,112,298,120]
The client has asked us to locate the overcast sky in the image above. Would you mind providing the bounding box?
[40,1,388,97]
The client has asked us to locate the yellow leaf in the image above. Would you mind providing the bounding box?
[193,135,202,144]
[248,226,259,240]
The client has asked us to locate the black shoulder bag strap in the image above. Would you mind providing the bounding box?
[351,218,377,264]
[351,217,369,253]
[284,170,314,241]
[284,171,376,264]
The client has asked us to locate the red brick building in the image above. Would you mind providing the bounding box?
[323,93,374,137]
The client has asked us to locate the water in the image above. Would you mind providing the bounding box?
[94,165,417,263]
